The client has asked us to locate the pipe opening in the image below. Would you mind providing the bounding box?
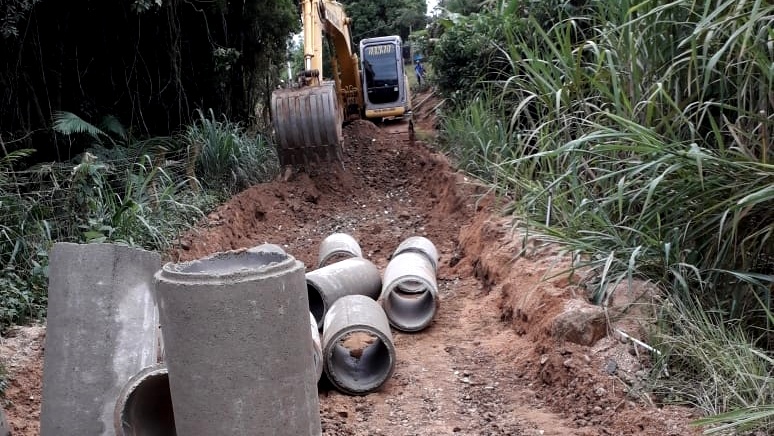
[307,282,326,328]
[328,330,393,394]
[173,250,288,275]
[117,371,176,436]
[384,287,436,331]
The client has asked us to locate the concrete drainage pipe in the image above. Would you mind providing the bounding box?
[114,364,175,436]
[392,236,439,272]
[322,295,396,395]
[380,251,439,332]
[155,246,322,436]
[306,257,381,329]
[317,233,363,268]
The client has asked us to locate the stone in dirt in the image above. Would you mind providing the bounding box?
[551,299,608,346]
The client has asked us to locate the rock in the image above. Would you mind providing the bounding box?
[551,300,608,346]
[604,359,618,375]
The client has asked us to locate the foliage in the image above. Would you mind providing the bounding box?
[430,11,510,101]
[0,0,41,38]
[0,111,239,328]
[0,148,49,327]
[184,109,279,194]
[341,0,428,46]
[1,0,298,160]
[654,295,774,433]
[439,0,483,15]
[437,0,773,430]
[429,0,584,101]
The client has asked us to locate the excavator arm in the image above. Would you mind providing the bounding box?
[270,0,411,168]
[271,0,361,167]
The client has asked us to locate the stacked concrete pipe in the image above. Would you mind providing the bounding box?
[380,248,439,332]
[322,295,396,395]
[393,236,439,272]
[306,257,381,329]
[41,243,161,436]
[113,313,323,435]
[317,233,363,268]
[390,236,439,294]
[154,246,322,436]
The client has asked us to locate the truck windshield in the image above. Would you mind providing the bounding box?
[362,43,399,105]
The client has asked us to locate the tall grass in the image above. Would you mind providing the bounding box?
[655,294,774,433]
[185,109,279,194]
[437,0,773,431]
[0,148,49,325]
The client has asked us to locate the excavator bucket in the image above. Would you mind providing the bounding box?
[270,83,343,167]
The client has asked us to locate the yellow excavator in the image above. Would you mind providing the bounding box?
[270,0,412,167]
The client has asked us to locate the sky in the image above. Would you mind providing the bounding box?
[426,0,439,16]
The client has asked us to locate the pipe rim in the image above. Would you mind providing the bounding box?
[318,249,362,269]
[382,287,438,332]
[307,281,327,329]
[114,364,175,436]
[323,326,396,395]
[157,248,298,283]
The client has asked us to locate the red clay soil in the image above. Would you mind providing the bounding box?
[0,91,701,435]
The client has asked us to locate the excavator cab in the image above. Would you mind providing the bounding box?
[360,36,411,120]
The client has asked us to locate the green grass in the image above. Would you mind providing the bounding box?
[655,295,774,433]
[184,109,279,194]
[435,0,773,431]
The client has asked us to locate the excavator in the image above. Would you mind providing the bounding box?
[270,0,412,167]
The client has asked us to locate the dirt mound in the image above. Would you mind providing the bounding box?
[455,210,697,434]
[172,117,468,271]
[0,324,44,435]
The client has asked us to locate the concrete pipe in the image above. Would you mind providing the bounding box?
[114,364,175,436]
[393,236,439,272]
[306,257,381,329]
[380,251,439,332]
[0,408,11,436]
[41,243,161,436]
[322,295,396,395]
[155,247,322,436]
[317,233,363,268]
[310,312,323,381]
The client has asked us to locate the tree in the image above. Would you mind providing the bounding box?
[439,0,483,15]
[0,0,299,160]
[340,0,427,47]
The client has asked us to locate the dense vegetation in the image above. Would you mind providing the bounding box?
[431,0,773,432]
[340,0,427,47]
[1,0,295,330]
[1,0,297,161]
[1,0,772,432]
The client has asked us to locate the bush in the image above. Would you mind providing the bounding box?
[437,0,773,431]
[185,109,279,194]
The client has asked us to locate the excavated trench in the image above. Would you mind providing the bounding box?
[1,92,700,435]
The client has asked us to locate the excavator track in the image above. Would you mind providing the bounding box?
[271,83,343,167]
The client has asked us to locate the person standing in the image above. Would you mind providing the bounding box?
[415,60,426,85]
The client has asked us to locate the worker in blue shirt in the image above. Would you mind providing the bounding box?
[415,60,426,85]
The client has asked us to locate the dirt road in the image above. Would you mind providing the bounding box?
[1,94,699,435]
